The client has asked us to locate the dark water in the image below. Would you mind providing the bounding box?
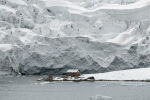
[0,76,150,100]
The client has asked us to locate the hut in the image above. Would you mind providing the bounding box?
[66,69,81,77]
[39,74,53,81]
[48,74,53,81]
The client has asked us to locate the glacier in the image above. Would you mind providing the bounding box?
[0,0,150,75]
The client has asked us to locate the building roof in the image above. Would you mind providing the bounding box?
[67,69,80,73]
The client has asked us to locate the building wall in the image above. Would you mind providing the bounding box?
[66,72,81,77]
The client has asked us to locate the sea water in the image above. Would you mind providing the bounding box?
[0,76,150,100]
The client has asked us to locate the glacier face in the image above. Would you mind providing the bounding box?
[0,0,150,75]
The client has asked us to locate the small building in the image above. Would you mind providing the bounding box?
[66,69,81,77]
[38,74,53,81]
[48,74,53,81]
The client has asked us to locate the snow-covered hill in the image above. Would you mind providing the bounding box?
[0,0,150,75]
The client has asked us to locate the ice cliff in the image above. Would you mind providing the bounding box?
[0,0,150,75]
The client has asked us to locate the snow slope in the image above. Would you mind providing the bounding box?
[83,68,150,80]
